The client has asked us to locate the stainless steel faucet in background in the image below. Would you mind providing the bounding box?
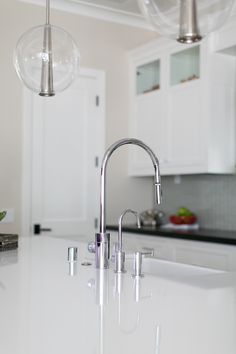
[88,138,162,269]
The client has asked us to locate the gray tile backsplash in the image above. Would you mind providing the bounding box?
[156,174,236,231]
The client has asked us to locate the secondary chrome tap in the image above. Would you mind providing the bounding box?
[92,138,162,269]
[114,209,141,273]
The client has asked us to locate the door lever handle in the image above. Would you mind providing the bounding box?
[34,224,52,235]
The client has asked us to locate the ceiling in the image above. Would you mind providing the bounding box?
[61,0,153,28]
[22,0,236,31]
[69,0,141,15]
[20,0,154,29]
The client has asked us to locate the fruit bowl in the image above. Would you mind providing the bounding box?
[169,214,197,225]
[169,207,197,225]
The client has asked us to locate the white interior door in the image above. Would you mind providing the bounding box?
[22,68,105,238]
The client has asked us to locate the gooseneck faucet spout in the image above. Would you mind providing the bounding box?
[95,138,162,269]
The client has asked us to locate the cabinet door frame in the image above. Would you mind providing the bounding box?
[128,46,168,176]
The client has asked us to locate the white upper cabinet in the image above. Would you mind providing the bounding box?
[128,36,236,176]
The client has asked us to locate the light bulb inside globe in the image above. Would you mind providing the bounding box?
[138,0,234,44]
[14,24,80,95]
[40,24,54,96]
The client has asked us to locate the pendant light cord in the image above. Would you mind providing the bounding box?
[46,0,50,25]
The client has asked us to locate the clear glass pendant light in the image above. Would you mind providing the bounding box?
[14,0,80,96]
[138,0,234,44]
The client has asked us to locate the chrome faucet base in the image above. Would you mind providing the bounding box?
[95,233,110,269]
[114,250,126,273]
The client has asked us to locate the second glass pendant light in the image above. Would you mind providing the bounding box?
[14,0,80,96]
[138,0,234,44]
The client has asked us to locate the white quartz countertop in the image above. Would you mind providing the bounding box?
[1,236,236,354]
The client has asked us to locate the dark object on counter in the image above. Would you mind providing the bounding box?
[140,209,165,226]
[0,234,18,251]
[107,224,236,246]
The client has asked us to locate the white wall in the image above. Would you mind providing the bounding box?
[0,0,157,234]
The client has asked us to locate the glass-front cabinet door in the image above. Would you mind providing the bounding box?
[136,59,160,95]
[170,45,200,86]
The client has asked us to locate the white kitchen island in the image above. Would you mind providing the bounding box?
[0,235,236,354]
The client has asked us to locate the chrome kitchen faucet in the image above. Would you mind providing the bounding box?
[88,138,162,269]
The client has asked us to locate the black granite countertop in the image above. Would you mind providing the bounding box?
[107,224,236,245]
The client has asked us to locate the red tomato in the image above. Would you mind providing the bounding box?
[170,215,182,224]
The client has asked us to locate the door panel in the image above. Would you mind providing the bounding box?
[130,91,167,175]
[29,71,104,237]
[167,84,205,167]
